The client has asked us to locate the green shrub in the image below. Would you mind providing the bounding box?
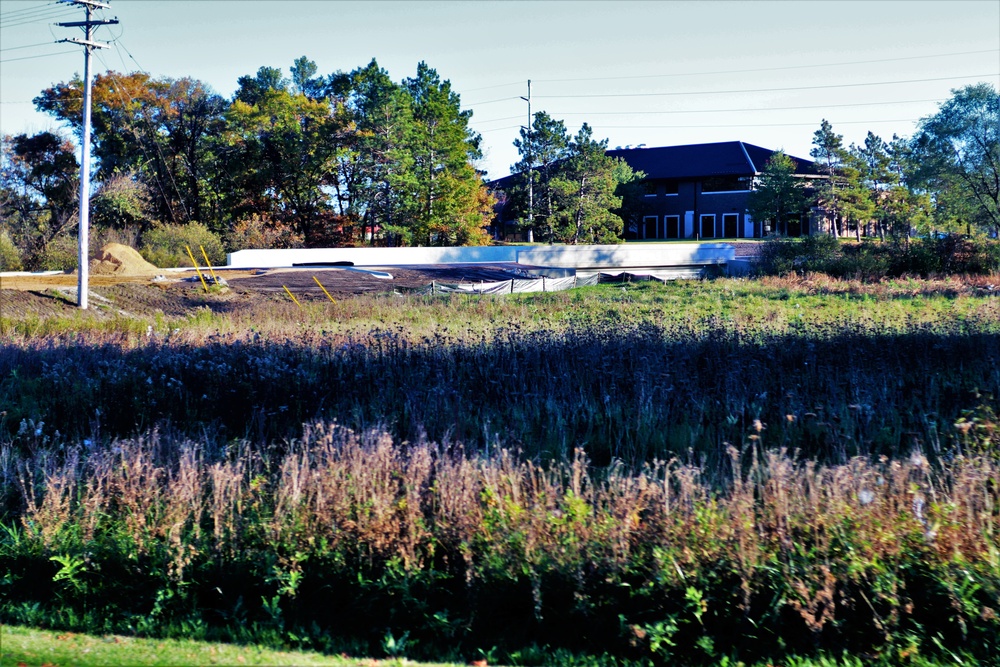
[0,231,23,271]
[757,234,1000,279]
[37,234,78,272]
[140,222,226,268]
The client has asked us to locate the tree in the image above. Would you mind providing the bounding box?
[838,150,875,241]
[220,83,353,245]
[909,83,1000,236]
[402,62,492,246]
[511,111,570,241]
[852,132,892,239]
[810,119,846,238]
[34,72,226,228]
[747,150,807,236]
[548,124,637,244]
[90,170,155,232]
[337,59,418,245]
[290,56,325,100]
[0,132,79,269]
[234,66,287,106]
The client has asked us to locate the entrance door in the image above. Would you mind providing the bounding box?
[643,216,658,239]
[723,213,738,238]
[665,215,680,239]
[700,214,716,238]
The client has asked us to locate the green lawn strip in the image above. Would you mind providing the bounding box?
[0,625,458,667]
[0,625,963,667]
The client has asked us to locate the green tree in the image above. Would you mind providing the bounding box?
[909,83,1000,236]
[0,132,79,270]
[234,66,287,106]
[220,82,353,245]
[512,111,570,242]
[549,124,636,244]
[838,150,876,241]
[89,171,156,232]
[34,72,226,229]
[810,119,848,238]
[402,62,492,246]
[290,56,326,100]
[337,59,418,245]
[747,150,807,236]
[852,132,893,239]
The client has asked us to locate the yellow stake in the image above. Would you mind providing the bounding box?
[313,276,336,303]
[199,245,219,284]
[184,245,209,292]
[283,285,302,308]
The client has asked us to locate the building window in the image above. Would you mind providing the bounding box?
[664,181,679,195]
[702,176,750,193]
[643,181,657,197]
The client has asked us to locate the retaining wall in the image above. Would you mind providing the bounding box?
[226,243,735,270]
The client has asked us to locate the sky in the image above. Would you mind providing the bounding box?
[1,0,998,181]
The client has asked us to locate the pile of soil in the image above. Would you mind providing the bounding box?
[89,243,160,276]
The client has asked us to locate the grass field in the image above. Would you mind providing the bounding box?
[0,624,972,667]
[1,274,997,665]
[0,624,376,666]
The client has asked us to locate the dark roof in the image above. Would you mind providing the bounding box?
[489,141,819,188]
[606,141,819,179]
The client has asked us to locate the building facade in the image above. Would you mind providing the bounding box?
[491,141,821,241]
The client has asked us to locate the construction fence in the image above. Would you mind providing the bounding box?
[400,268,716,296]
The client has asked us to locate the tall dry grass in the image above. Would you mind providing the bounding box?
[2,425,997,662]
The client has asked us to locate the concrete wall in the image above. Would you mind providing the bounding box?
[227,243,734,270]
[227,246,518,268]
[514,243,733,269]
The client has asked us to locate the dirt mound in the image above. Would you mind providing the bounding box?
[90,243,160,276]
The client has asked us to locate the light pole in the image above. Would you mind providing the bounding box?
[520,80,533,243]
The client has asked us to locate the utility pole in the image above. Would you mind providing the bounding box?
[57,0,118,309]
[520,80,533,243]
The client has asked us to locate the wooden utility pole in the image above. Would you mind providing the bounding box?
[57,0,118,309]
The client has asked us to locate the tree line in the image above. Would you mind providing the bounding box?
[750,83,999,242]
[1,57,496,270]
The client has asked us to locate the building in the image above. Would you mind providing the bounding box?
[490,141,822,240]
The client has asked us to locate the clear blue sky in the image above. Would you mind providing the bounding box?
[2,0,998,180]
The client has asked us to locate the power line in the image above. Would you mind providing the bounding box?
[478,117,924,134]
[472,98,946,124]
[0,4,70,23]
[462,48,998,100]
[0,7,76,29]
[463,95,520,107]
[535,73,999,100]
[0,50,75,63]
[0,40,57,52]
[463,80,522,94]
[533,49,1000,84]
[595,118,922,130]
[0,1,60,20]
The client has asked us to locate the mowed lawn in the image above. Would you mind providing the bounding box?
[0,625,462,667]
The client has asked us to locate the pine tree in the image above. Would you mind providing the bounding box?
[511,112,570,241]
[403,62,492,246]
[810,119,846,238]
[747,151,806,236]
